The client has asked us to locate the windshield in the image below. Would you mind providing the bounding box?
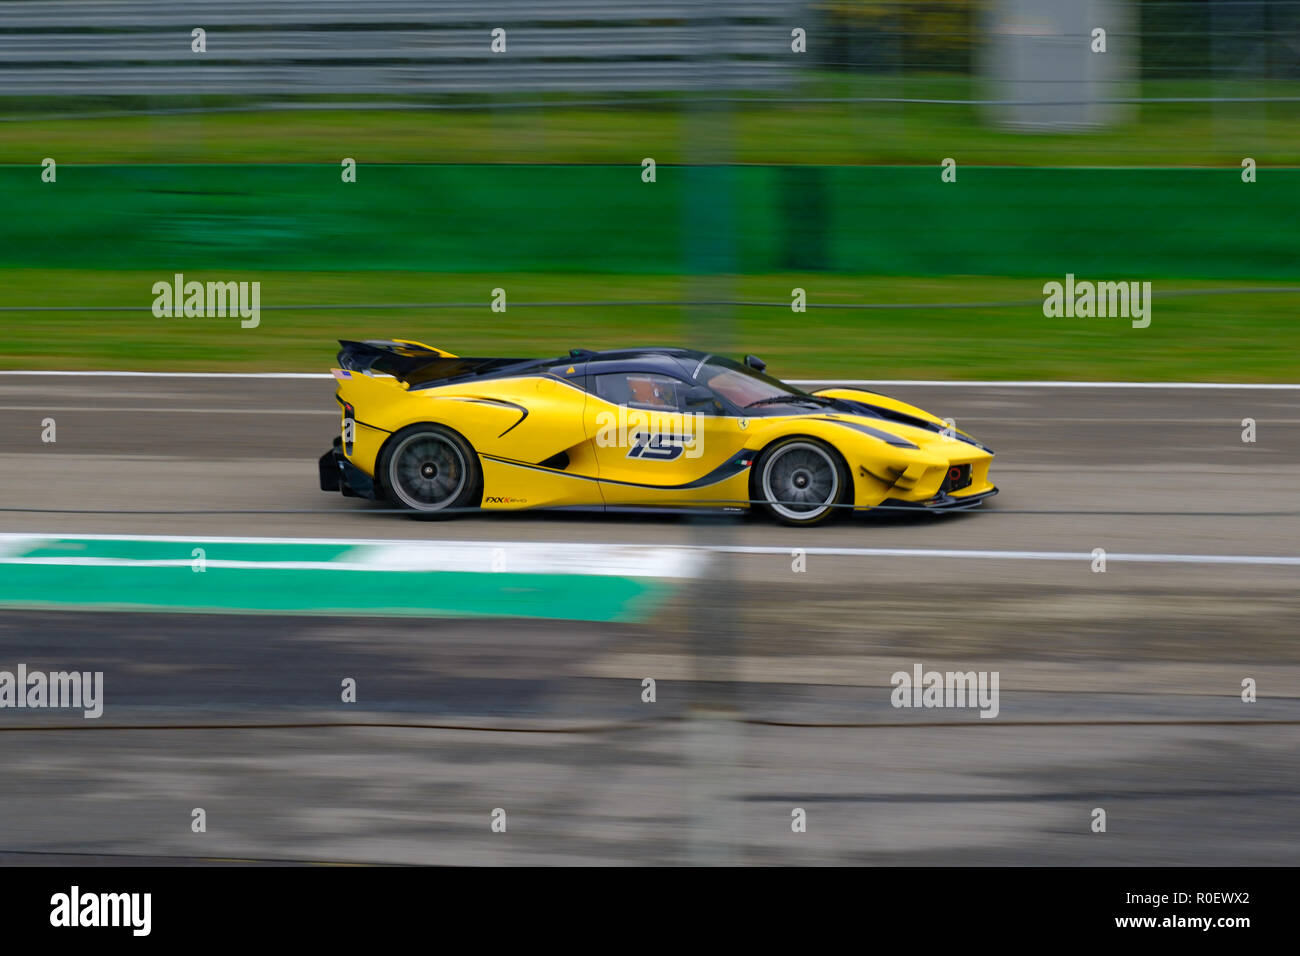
[697,356,812,409]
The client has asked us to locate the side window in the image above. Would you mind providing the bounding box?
[594,372,687,411]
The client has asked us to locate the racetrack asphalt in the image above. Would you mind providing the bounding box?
[0,375,1297,864]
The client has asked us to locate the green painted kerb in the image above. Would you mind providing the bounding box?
[0,565,661,622]
[0,538,671,623]
[18,539,356,562]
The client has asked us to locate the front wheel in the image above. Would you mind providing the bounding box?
[379,424,481,516]
[753,437,849,526]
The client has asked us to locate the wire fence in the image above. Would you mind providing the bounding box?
[3,286,1299,313]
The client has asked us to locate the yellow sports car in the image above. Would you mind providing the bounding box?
[319,339,996,525]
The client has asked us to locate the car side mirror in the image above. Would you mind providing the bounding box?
[683,385,717,409]
[744,354,767,372]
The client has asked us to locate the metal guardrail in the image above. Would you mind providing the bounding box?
[0,1,1292,103]
[0,0,800,27]
[0,0,804,94]
[0,28,796,62]
[0,64,799,95]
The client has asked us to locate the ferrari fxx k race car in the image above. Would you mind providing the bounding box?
[319,339,997,526]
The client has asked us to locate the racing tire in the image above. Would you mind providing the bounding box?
[752,436,850,526]
[378,424,481,516]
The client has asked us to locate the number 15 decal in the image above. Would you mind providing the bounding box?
[627,432,686,461]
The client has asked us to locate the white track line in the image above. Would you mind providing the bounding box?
[0,371,1297,389]
[802,380,1300,389]
[713,546,1300,566]
[0,371,328,379]
[0,405,330,415]
[0,535,703,578]
[0,534,1295,568]
[0,555,703,577]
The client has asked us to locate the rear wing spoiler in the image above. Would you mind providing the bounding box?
[336,339,457,379]
[335,339,538,388]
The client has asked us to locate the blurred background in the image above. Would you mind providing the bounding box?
[0,0,1298,866]
[1,0,1298,376]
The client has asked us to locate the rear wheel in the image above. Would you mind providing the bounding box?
[379,424,481,516]
[753,437,849,526]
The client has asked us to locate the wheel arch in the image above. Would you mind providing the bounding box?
[749,432,855,515]
[375,420,484,508]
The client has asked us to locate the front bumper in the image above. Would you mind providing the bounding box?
[881,486,998,513]
[319,438,379,499]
